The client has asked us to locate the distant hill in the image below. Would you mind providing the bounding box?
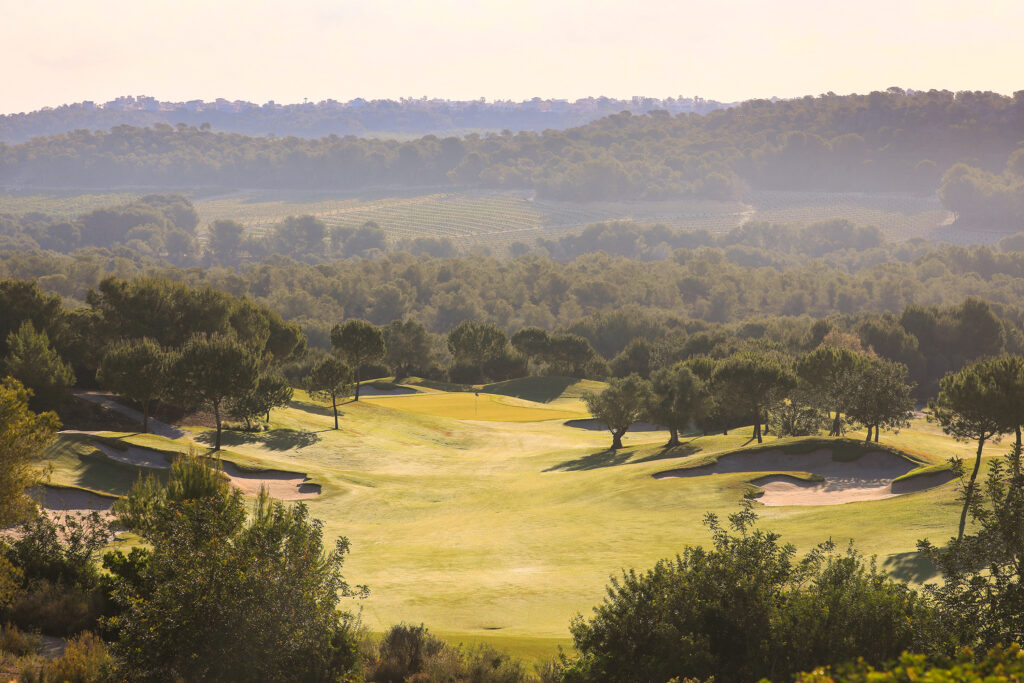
[0,95,731,143]
[1,89,1020,213]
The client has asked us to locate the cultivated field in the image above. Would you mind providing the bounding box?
[42,377,976,660]
[189,189,955,250]
[0,189,962,252]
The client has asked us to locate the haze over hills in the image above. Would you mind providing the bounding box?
[0,94,731,143]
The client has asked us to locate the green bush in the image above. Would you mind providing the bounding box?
[563,502,932,683]
[794,644,1024,682]
[368,623,531,683]
[0,622,39,657]
[1,512,113,637]
[22,631,114,683]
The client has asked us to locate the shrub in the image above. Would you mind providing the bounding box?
[0,622,39,657]
[26,631,114,683]
[369,623,445,682]
[2,512,113,637]
[794,644,1024,682]
[368,624,530,683]
[563,502,932,683]
[768,400,829,437]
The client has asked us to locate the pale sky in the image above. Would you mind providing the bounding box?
[2,0,1022,114]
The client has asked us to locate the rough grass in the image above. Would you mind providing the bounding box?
[40,379,981,661]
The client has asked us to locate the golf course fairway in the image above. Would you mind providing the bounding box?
[43,378,977,660]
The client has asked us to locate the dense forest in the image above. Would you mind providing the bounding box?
[2,90,1022,213]
[6,204,1024,399]
[0,95,729,143]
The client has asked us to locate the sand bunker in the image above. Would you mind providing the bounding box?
[92,442,172,469]
[86,437,319,500]
[219,461,321,500]
[30,486,116,515]
[654,448,954,506]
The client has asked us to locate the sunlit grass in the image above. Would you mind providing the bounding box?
[41,377,980,660]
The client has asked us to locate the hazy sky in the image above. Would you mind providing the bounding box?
[2,0,1022,113]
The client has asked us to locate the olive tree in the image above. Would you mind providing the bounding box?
[582,374,652,450]
[644,364,711,447]
[845,357,915,443]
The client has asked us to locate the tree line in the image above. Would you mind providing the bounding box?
[2,89,1022,202]
[0,94,729,144]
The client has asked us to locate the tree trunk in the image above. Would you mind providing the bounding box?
[611,429,625,450]
[874,425,880,443]
[1017,425,1021,450]
[142,399,150,434]
[754,415,762,444]
[958,437,986,541]
[666,426,679,448]
[332,394,339,430]
[830,411,842,437]
[864,425,872,442]
[213,401,222,451]
[354,368,361,401]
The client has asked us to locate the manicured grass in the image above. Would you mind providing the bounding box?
[481,376,606,409]
[362,391,585,422]
[44,379,981,661]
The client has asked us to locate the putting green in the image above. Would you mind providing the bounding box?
[43,379,978,661]
[363,391,585,422]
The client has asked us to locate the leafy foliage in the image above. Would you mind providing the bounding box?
[96,337,168,432]
[582,374,652,450]
[105,455,365,682]
[0,378,58,526]
[564,503,931,683]
[3,322,75,413]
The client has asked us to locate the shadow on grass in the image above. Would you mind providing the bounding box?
[75,450,169,495]
[196,428,321,451]
[546,441,701,472]
[882,551,938,583]
[290,399,338,418]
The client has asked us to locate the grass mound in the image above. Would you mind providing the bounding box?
[481,376,607,406]
[365,391,584,422]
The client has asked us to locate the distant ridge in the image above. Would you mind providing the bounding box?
[0,95,732,143]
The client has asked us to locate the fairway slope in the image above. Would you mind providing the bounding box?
[481,376,606,407]
[655,445,954,506]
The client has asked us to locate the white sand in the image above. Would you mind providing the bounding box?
[219,461,321,500]
[655,448,953,506]
[29,486,117,515]
[92,442,172,469]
